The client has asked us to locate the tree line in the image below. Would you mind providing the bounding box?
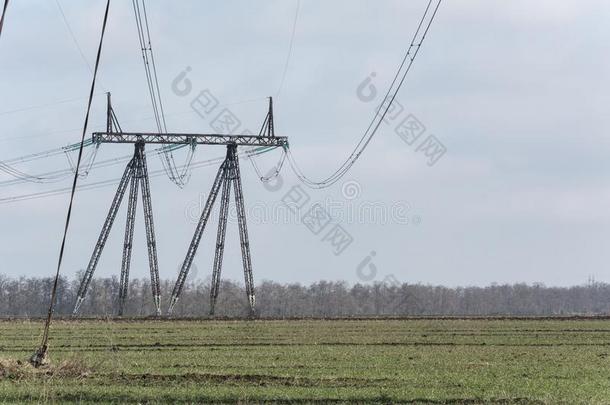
[0,273,608,317]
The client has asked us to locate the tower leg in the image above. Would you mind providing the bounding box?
[118,169,139,316]
[210,166,231,315]
[73,155,136,315]
[229,145,256,316]
[137,143,162,316]
[167,149,230,314]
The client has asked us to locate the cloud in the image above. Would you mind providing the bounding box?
[0,0,608,286]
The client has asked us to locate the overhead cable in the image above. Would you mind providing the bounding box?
[285,0,442,189]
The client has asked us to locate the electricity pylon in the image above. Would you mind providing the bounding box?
[73,95,286,317]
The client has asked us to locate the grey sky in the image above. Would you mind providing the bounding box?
[0,0,608,287]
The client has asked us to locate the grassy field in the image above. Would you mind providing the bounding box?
[0,318,609,403]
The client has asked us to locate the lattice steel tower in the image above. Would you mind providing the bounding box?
[73,94,287,317]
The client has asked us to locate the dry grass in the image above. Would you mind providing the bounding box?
[0,358,91,380]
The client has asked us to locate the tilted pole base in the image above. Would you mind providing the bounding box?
[29,345,49,368]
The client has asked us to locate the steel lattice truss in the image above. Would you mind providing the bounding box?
[93,132,287,147]
[73,141,161,316]
[73,94,276,317]
[168,144,256,316]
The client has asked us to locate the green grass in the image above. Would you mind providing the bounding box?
[1,319,609,403]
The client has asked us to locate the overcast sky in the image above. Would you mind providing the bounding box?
[0,0,609,289]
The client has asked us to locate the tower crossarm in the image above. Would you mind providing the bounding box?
[92,132,288,147]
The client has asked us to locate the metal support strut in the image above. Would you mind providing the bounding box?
[168,144,256,316]
[73,141,162,316]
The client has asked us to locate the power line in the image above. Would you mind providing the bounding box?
[132,0,191,187]
[285,0,443,189]
[0,146,277,204]
[55,0,90,70]
[247,106,286,182]
[55,0,109,94]
[243,0,298,185]
[1,139,91,165]
[141,0,168,134]
[0,140,97,183]
[276,0,300,98]
[0,95,282,185]
[133,0,163,132]
[248,147,287,182]
[0,105,199,143]
[0,94,107,117]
